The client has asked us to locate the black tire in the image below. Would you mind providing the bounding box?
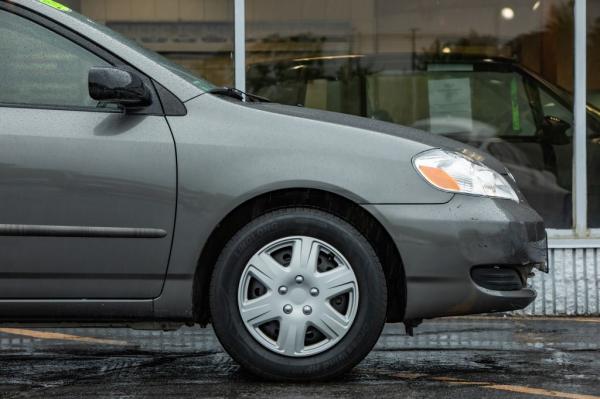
[209,208,387,381]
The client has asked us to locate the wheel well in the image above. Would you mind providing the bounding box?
[193,188,406,325]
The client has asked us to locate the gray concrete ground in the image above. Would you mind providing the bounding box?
[0,317,599,398]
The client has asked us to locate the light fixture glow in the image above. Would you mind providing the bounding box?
[501,7,515,20]
[532,1,541,10]
[442,46,451,54]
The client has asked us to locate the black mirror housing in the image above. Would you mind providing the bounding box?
[89,67,152,108]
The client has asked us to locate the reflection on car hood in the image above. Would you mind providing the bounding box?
[249,102,510,175]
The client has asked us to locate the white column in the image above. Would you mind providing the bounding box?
[574,0,588,236]
[234,0,246,92]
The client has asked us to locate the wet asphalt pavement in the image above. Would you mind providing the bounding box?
[0,317,598,398]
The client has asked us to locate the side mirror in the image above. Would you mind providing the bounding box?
[89,67,152,108]
[541,115,570,145]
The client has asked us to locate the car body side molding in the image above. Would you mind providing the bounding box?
[0,224,167,238]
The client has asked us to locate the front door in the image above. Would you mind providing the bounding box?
[0,8,176,299]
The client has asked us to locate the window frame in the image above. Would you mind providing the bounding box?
[573,0,589,237]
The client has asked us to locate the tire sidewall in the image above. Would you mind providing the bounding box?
[210,209,387,380]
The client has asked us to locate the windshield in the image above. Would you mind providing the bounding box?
[56,6,216,92]
[525,66,600,120]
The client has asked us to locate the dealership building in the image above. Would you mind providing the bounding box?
[58,0,600,315]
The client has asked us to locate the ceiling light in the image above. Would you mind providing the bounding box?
[501,7,515,20]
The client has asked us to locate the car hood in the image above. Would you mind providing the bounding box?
[248,102,511,175]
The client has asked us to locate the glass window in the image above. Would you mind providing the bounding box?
[0,9,112,109]
[588,1,600,228]
[246,0,575,229]
[76,0,234,87]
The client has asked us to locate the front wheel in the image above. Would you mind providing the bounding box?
[210,208,387,381]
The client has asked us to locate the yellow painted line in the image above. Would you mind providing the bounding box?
[392,373,600,399]
[0,328,129,346]
[445,381,488,386]
[430,376,460,381]
[430,376,487,386]
[482,384,600,399]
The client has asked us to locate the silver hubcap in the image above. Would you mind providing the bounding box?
[237,236,359,357]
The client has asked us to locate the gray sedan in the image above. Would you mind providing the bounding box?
[0,0,547,381]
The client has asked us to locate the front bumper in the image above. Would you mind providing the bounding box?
[363,195,547,320]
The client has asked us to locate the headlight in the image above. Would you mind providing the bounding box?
[413,149,519,202]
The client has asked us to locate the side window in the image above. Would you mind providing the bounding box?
[0,9,112,109]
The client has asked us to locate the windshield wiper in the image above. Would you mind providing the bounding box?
[207,87,270,103]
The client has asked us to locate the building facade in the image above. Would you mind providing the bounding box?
[62,0,600,315]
